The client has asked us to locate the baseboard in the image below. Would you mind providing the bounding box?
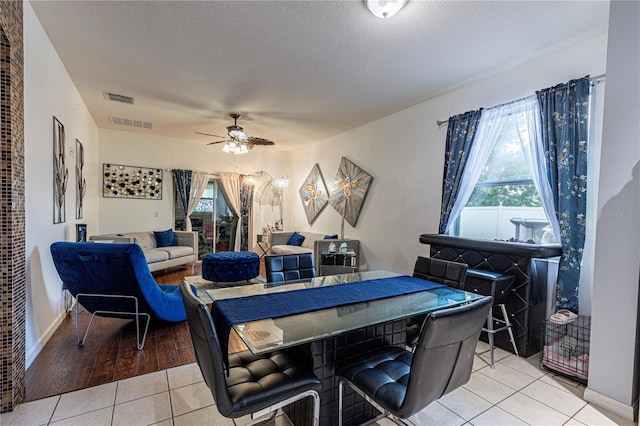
[584,387,638,422]
[25,309,68,368]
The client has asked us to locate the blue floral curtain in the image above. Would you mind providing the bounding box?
[439,109,483,234]
[172,170,192,222]
[536,76,590,313]
[239,180,254,251]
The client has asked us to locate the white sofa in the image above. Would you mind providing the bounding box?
[89,230,197,272]
[269,231,326,255]
[269,231,361,274]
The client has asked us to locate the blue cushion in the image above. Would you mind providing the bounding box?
[154,229,178,247]
[287,231,305,246]
[324,234,338,239]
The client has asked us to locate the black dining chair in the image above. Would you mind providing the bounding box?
[405,257,469,348]
[265,253,316,283]
[336,296,492,426]
[179,281,321,425]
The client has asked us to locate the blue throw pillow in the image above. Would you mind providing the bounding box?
[287,231,305,246]
[324,234,338,239]
[154,229,178,247]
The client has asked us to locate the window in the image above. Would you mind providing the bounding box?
[455,109,552,243]
[174,180,236,257]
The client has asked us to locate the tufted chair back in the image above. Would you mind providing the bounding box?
[179,281,235,415]
[180,281,322,421]
[401,296,492,417]
[265,253,315,283]
[412,256,468,289]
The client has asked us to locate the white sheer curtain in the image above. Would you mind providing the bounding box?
[513,96,561,241]
[220,172,242,251]
[184,172,210,231]
[445,105,506,233]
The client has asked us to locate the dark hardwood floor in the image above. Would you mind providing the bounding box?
[25,261,258,402]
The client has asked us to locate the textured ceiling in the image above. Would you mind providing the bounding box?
[30,1,609,150]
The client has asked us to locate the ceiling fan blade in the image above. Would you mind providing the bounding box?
[195,131,227,138]
[206,139,227,145]
[248,137,275,146]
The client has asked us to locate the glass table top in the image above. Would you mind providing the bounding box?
[206,270,485,354]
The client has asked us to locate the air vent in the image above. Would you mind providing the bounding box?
[109,116,152,129]
[103,91,135,105]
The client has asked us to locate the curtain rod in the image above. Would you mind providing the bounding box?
[436,73,606,127]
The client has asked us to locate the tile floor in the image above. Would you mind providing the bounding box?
[3,342,635,426]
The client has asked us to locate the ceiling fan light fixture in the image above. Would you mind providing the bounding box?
[236,142,249,155]
[227,125,248,140]
[364,0,408,18]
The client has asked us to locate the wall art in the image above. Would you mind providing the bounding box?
[53,117,68,224]
[103,163,163,199]
[299,163,329,225]
[75,139,86,219]
[329,157,373,231]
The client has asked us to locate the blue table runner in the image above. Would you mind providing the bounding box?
[211,275,445,370]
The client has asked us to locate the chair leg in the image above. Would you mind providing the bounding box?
[75,293,151,350]
[486,307,495,368]
[338,379,344,426]
[501,303,519,357]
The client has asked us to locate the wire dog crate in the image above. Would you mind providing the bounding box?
[541,315,591,383]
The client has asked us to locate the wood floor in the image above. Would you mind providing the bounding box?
[25,261,254,402]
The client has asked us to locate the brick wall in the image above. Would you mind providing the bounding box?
[0,0,26,413]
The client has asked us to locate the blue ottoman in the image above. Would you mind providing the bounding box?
[202,251,260,283]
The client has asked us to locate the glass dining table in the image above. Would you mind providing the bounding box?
[205,270,486,425]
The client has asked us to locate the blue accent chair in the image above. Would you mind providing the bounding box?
[50,242,194,350]
[265,253,315,283]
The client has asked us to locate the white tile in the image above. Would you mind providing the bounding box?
[520,380,587,417]
[149,420,174,426]
[475,345,512,367]
[173,405,233,425]
[475,362,536,391]
[564,418,588,425]
[167,362,204,389]
[497,392,569,425]
[0,395,59,426]
[115,370,168,404]
[539,372,586,398]
[169,380,215,417]
[468,406,528,426]
[572,403,637,426]
[408,401,465,426]
[437,387,492,421]
[463,372,516,404]
[499,354,546,379]
[49,407,112,425]
[112,392,172,426]
[51,382,117,422]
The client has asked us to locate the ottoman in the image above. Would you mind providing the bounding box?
[202,251,260,283]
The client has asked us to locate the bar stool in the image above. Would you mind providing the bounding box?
[464,269,518,367]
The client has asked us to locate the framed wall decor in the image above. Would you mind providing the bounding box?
[299,163,329,224]
[75,139,86,219]
[53,116,68,224]
[102,163,163,199]
[329,157,373,228]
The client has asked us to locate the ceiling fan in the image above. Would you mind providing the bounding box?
[196,113,275,155]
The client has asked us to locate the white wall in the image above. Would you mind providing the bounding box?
[97,129,290,236]
[585,0,640,419]
[23,2,99,366]
[287,33,608,277]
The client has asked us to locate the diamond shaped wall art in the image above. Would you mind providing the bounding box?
[299,163,329,225]
[329,157,373,230]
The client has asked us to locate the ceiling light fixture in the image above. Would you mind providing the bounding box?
[274,176,290,189]
[221,138,250,155]
[364,0,408,18]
